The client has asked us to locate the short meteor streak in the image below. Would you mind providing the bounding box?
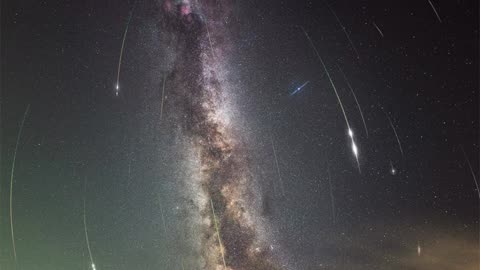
[327,165,336,225]
[210,199,227,269]
[382,108,404,157]
[301,27,361,172]
[160,74,166,120]
[205,23,216,58]
[195,1,216,59]
[83,177,97,270]
[270,134,286,196]
[9,104,30,265]
[160,204,167,235]
[461,146,480,199]
[115,2,137,96]
[460,146,480,269]
[289,81,310,96]
[337,64,369,137]
[323,1,360,60]
[428,0,442,23]
[372,21,384,38]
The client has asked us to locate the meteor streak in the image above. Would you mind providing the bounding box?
[461,146,480,199]
[115,2,137,96]
[205,22,216,58]
[381,108,404,157]
[323,0,360,60]
[83,177,96,270]
[160,74,166,120]
[327,165,336,225]
[210,199,227,268]
[460,146,480,270]
[301,27,360,172]
[337,64,369,137]
[289,81,310,96]
[160,204,167,235]
[194,0,216,59]
[9,104,30,265]
[270,133,286,196]
[428,0,442,23]
[348,129,361,173]
[372,21,384,38]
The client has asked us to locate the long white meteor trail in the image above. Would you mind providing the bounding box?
[83,178,96,270]
[337,64,369,138]
[115,2,137,96]
[301,27,361,172]
[9,104,30,265]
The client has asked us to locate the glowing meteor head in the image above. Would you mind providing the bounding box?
[115,84,119,91]
[91,263,96,270]
[390,161,397,175]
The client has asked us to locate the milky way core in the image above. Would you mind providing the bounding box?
[160,1,280,269]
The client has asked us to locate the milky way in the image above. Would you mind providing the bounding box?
[159,1,279,269]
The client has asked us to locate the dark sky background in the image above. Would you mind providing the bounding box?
[1,0,479,269]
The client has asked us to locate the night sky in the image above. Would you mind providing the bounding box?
[1,0,479,269]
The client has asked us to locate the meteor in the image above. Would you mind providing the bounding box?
[205,22,215,58]
[372,21,384,38]
[348,128,361,173]
[381,108,404,157]
[461,146,479,199]
[83,177,97,270]
[270,133,286,196]
[337,64,369,137]
[289,81,310,96]
[390,161,397,175]
[427,0,442,23]
[160,204,167,235]
[160,74,166,120]
[210,199,227,268]
[9,104,30,265]
[323,0,360,60]
[115,2,137,96]
[460,146,480,270]
[327,165,336,225]
[301,27,360,173]
[194,0,215,59]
